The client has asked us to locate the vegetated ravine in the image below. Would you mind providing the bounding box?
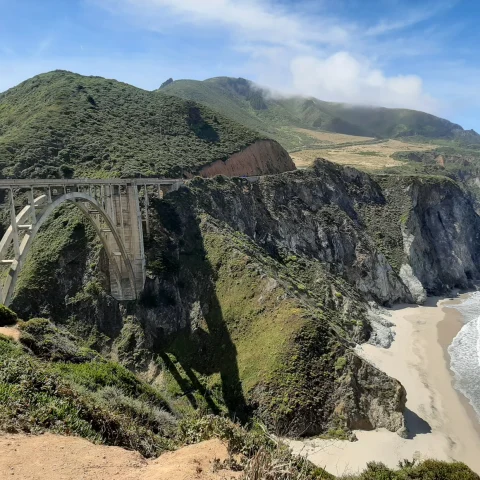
[9,159,480,440]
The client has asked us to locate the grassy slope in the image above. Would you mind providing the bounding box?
[157,215,373,436]
[0,71,261,179]
[318,103,469,140]
[0,319,176,457]
[159,78,318,151]
[161,77,480,150]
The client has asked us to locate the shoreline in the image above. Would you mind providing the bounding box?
[437,298,480,439]
[288,294,480,475]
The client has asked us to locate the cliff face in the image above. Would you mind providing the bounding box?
[185,162,411,306]
[197,139,295,177]
[364,174,480,301]
[403,178,480,295]
[10,159,480,439]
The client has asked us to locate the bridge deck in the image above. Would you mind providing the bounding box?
[0,178,183,188]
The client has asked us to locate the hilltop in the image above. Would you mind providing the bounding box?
[160,77,480,151]
[0,71,294,179]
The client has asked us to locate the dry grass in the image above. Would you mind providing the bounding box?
[294,128,374,145]
[241,447,321,480]
[291,139,437,170]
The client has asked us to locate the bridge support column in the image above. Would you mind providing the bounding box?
[125,185,146,296]
[143,185,150,236]
[28,188,36,225]
[9,189,19,259]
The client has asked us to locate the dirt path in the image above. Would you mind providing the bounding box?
[0,434,242,480]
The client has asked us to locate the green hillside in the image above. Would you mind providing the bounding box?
[161,77,480,150]
[319,103,477,140]
[0,71,262,179]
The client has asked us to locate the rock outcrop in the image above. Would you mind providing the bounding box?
[367,173,480,297]
[403,177,480,294]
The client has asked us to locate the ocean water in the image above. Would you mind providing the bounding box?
[447,291,480,421]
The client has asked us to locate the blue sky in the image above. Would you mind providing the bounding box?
[1,0,479,130]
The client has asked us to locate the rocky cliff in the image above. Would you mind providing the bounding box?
[362,174,480,302]
[9,159,480,439]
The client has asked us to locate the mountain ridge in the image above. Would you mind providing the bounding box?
[160,76,480,150]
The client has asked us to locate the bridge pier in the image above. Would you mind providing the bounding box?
[0,178,183,305]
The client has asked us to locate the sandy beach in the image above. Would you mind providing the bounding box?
[289,295,480,476]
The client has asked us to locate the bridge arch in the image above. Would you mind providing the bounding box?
[0,178,183,307]
[0,190,136,306]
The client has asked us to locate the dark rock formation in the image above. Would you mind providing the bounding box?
[402,177,480,295]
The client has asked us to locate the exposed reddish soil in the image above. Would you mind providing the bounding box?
[198,139,295,177]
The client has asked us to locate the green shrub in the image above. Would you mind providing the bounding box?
[0,304,18,326]
[177,414,268,456]
[53,359,169,408]
[96,386,177,436]
[335,357,347,372]
[403,459,479,480]
[242,447,330,480]
[19,318,96,363]
[344,459,480,480]
[0,332,175,457]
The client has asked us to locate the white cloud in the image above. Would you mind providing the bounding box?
[290,52,438,111]
[97,0,351,48]
[93,0,442,112]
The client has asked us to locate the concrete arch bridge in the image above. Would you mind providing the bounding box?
[0,178,183,306]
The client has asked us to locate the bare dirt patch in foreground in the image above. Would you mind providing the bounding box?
[0,434,242,480]
[291,139,437,170]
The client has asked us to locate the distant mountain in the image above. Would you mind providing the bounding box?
[0,71,268,179]
[161,77,480,150]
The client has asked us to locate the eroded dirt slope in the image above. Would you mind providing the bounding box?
[0,435,242,480]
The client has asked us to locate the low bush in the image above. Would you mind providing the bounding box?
[19,318,96,363]
[177,414,329,479]
[342,459,479,480]
[242,447,329,480]
[95,386,177,436]
[0,332,175,457]
[0,304,18,326]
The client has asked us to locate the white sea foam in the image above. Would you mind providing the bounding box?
[447,292,480,420]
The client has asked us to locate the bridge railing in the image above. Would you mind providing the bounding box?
[0,178,184,187]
